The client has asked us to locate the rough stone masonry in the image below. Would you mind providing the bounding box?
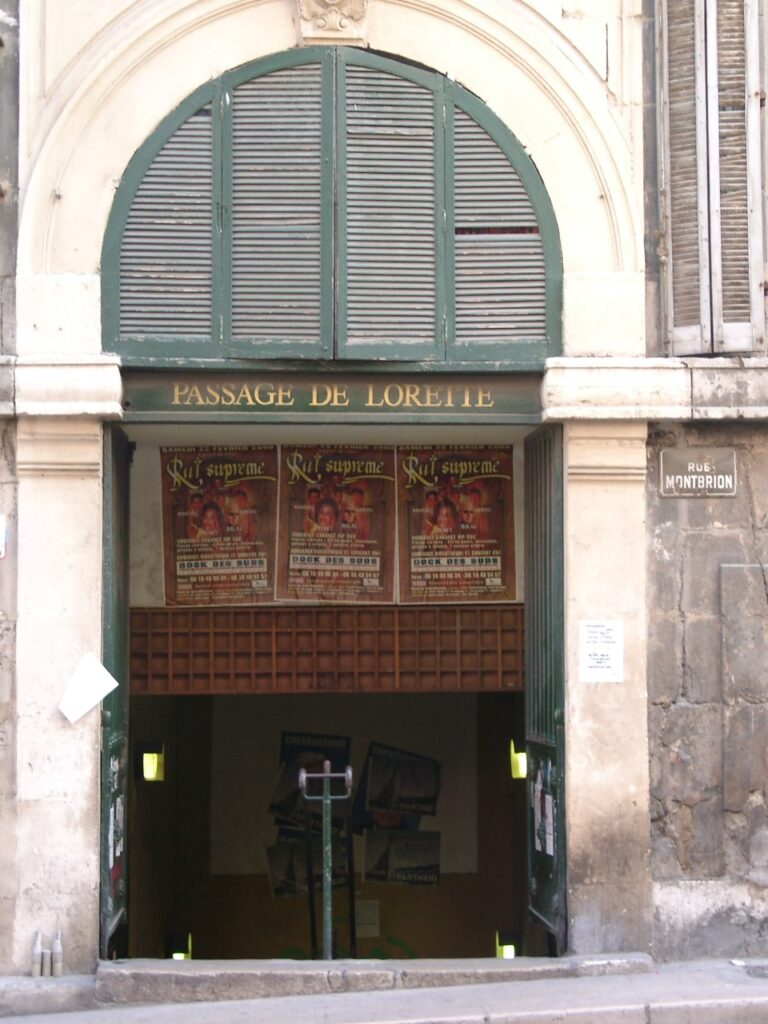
[648,421,768,959]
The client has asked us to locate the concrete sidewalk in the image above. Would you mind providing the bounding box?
[4,956,768,1022]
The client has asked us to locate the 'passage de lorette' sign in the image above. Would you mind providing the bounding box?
[122,372,542,422]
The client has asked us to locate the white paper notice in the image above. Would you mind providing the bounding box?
[579,619,624,683]
[59,653,119,724]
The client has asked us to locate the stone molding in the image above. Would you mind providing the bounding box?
[297,0,370,44]
[5,356,768,426]
[16,417,103,476]
[543,357,768,422]
[13,356,122,419]
[565,421,648,483]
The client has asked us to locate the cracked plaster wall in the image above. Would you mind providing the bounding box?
[648,422,768,959]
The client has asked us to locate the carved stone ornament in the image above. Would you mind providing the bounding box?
[297,0,370,45]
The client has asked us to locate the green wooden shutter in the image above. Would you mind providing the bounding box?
[338,54,441,360]
[119,104,214,342]
[228,62,331,357]
[451,107,546,359]
[105,47,562,365]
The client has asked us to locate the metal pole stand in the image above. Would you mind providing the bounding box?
[298,760,353,960]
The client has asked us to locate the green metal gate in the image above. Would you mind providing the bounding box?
[100,426,133,958]
[524,425,566,953]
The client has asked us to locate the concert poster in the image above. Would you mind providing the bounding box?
[276,445,396,602]
[397,446,515,603]
[160,445,278,605]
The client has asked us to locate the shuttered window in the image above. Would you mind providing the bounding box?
[660,0,764,354]
[104,48,561,365]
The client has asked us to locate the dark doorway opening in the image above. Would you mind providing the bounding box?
[128,690,529,959]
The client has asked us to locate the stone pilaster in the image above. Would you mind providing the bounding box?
[562,421,652,953]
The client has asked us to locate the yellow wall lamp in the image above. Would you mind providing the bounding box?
[134,741,165,782]
[509,740,527,780]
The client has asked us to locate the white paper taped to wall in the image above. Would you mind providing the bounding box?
[58,653,119,724]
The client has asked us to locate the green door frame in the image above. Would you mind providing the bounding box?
[524,424,567,953]
[100,381,567,957]
[100,426,133,959]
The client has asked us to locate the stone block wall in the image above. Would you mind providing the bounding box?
[648,422,768,958]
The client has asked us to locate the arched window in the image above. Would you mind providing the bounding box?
[102,47,562,366]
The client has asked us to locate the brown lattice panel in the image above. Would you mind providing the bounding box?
[130,604,524,695]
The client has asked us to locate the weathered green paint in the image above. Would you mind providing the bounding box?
[100,427,133,958]
[336,48,444,361]
[222,48,335,359]
[524,425,566,953]
[102,47,563,369]
[121,370,542,423]
[448,81,561,363]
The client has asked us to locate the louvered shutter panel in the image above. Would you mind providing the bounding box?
[663,0,710,351]
[710,0,764,351]
[452,109,546,358]
[229,65,327,356]
[119,104,213,340]
[661,0,764,354]
[339,62,439,359]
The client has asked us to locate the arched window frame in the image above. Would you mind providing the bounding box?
[102,47,563,369]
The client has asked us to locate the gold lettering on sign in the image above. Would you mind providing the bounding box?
[310,384,350,407]
[169,380,496,412]
[171,382,295,407]
[365,383,495,409]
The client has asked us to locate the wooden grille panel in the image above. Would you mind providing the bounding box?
[130,604,524,695]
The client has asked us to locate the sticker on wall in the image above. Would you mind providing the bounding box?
[276,446,396,602]
[396,446,516,603]
[160,446,278,605]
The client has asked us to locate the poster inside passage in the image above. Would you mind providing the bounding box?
[397,446,515,602]
[365,742,441,816]
[160,446,278,605]
[276,446,396,602]
[364,830,441,885]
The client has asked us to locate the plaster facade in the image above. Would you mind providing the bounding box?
[0,0,765,976]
